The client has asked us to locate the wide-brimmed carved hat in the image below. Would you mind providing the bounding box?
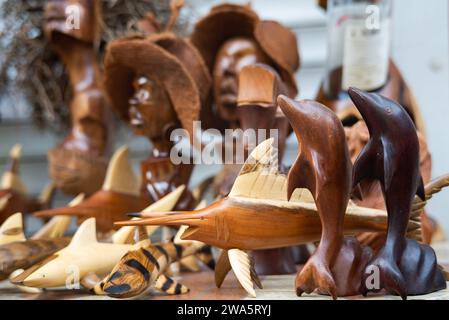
[190,3,300,98]
[104,30,211,139]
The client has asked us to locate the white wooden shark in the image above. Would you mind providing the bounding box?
[11,187,187,289]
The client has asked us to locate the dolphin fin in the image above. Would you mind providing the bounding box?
[215,250,232,288]
[353,140,376,188]
[155,274,189,295]
[228,249,257,297]
[69,218,98,247]
[0,212,26,244]
[287,152,318,200]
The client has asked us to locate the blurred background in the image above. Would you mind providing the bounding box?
[0,0,448,233]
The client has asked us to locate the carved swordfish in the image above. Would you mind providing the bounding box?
[116,139,428,297]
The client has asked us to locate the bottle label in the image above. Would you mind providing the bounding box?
[342,19,391,91]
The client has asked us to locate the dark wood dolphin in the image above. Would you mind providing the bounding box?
[348,87,446,299]
[277,95,373,299]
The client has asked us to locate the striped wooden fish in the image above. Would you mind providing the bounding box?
[94,239,212,298]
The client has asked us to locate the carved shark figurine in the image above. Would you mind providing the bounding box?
[34,146,150,233]
[348,87,447,298]
[116,138,431,297]
[0,144,55,224]
[0,194,83,280]
[11,186,187,289]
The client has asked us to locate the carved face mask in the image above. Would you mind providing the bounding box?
[128,76,178,139]
[213,38,270,121]
[44,0,99,45]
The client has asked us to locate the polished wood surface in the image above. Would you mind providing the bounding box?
[278,96,373,298]
[349,87,446,298]
[44,0,110,196]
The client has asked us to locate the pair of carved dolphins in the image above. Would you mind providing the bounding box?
[120,88,447,299]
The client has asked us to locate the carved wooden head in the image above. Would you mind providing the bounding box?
[128,75,178,140]
[213,37,270,121]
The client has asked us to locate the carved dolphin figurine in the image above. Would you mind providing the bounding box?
[116,138,426,297]
[348,87,446,298]
[277,96,375,299]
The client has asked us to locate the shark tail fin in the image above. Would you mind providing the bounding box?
[409,174,449,242]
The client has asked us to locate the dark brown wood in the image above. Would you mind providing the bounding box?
[44,0,111,196]
[346,120,435,250]
[349,87,446,298]
[278,96,373,299]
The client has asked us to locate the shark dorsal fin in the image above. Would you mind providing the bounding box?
[0,212,26,245]
[229,139,315,203]
[1,145,27,194]
[69,218,98,247]
[102,146,141,197]
[111,186,186,244]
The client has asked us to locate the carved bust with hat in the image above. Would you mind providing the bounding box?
[103,0,211,210]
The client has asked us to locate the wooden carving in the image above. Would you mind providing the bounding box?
[316,62,426,134]
[34,146,150,233]
[277,96,374,298]
[0,145,54,224]
[44,0,111,196]
[346,120,440,248]
[0,194,83,279]
[191,3,301,275]
[93,237,212,298]
[11,187,189,289]
[11,218,133,288]
[191,3,299,127]
[348,87,446,298]
[115,138,438,297]
[103,2,210,212]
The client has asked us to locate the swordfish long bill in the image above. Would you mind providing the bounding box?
[115,139,422,251]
